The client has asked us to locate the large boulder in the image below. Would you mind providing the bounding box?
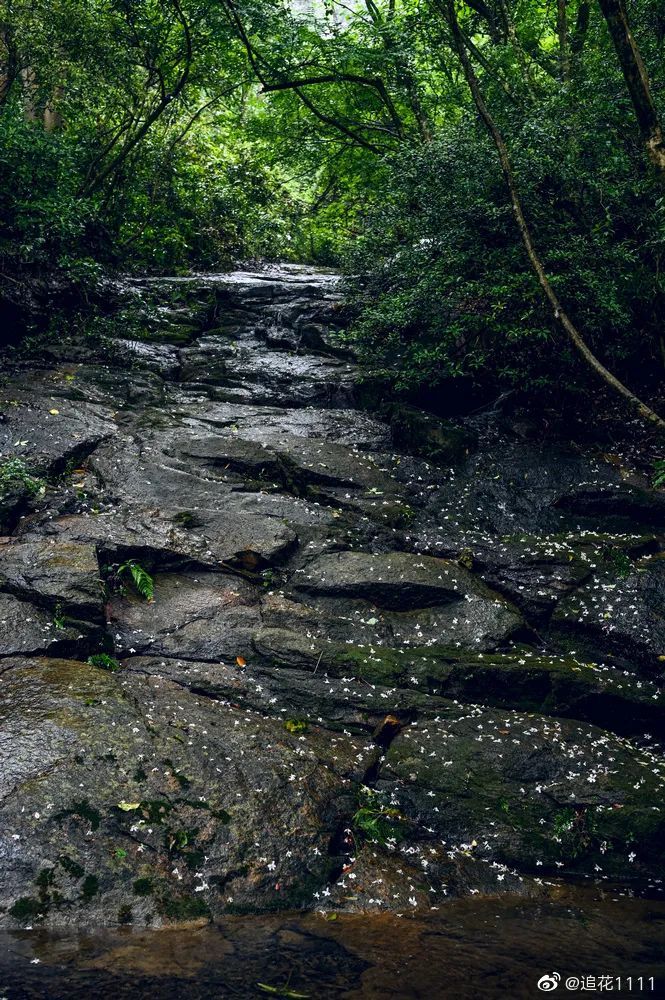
[379,708,665,880]
[0,657,378,928]
[107,572,261,661]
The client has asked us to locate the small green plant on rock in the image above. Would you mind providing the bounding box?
[284,718,308,734]
[119,559,154,599]
[602,547,632,579]
[0,457,45,499]
[653,460,665,489]
[87,653,121,671]
[551,806,598,860]
[52,603,67,630]
[352,786,406,847]
[105,559,155,600]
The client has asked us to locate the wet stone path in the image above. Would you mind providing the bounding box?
[0,264,664,930]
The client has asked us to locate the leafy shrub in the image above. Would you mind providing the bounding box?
[0,457,45,499]
[345,93,665,400]
[87,653,121,671]
[351,786,406,847]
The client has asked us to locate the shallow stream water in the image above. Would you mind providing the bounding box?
[2,887,665,998]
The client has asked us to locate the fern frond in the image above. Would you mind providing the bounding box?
[654,460,665,489]
[118,560,155,600]
[129,561,154,600]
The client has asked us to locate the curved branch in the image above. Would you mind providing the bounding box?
[443,0,665,432]
[221,0,388,151]
[79,0,193,197]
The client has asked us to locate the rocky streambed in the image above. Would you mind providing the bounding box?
[1,264,664,932]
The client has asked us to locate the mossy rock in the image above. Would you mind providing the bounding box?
[253,629,665,735]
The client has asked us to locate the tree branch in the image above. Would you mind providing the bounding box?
[597,0,665,178]
[79,0,193,197]
[440,0,665,431]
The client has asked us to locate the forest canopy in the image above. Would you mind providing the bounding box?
[1,0,665,415]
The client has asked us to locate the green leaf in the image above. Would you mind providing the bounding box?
[119,560,155,601]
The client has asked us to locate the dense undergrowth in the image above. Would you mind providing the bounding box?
[1,0,665,418]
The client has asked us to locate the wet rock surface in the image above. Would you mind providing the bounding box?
[0,264,664,929]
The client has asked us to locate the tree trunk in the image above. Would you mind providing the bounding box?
[20,66,37,122]
[557,0,570,81]
[443,0,665,432]
[0,25,17,105]
[597,0,665,178]
[44,85,63,131]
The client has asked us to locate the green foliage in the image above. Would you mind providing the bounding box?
[52,604,67,630]
[351,786,406,847]
[346,106,665,396]
[2,0,665,407]
[0,457,45,499]
[284,718,308,735]
[653,461,665,488]
[87,653,121,672]
[117,560,155,601]
[551,806,599,860]
[602,547,633,579]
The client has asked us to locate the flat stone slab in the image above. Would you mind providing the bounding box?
[0,594,100,657]
[173,432,400,498]
[252,629,665,735]
[123,653,452,731]
[108,572,262,661]
[165,400,392,450]
[180,335,357,408]
[0,541,102,619]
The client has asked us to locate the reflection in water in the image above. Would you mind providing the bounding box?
[1,886,665,999]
